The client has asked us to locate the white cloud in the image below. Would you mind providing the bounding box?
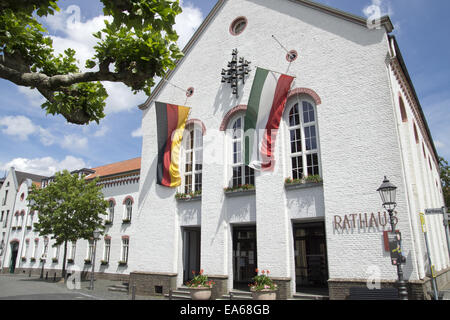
[0,156,87,177]
[175,1,204,48]
[93,125,109,137]
[60,134,88,150]
[131,126,143,138]
[0,115,37,140]
[435,140,445,149]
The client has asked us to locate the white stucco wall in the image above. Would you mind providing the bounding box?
[132,0,440,294]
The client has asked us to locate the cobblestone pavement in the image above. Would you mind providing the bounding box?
[0,273,164,300]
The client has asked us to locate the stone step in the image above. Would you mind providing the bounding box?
[291,292,329,300]
[220,290,253,300]
[108,287,129,293]
[165,289,192,300]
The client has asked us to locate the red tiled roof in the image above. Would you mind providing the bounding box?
[86,157,141,179]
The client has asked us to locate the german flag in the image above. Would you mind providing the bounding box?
[155,102,191,187]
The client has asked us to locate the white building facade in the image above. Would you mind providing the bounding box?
[127,0,448,300]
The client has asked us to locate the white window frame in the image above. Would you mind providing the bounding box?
[107,200,115,223]
[103,239,111,262]
[70,242,76,260]
[32,240,38,259]
[283,96,322,180]
[124,199,132,221]
[226,113,255,188]
[53,245,60,259]
[121,238,129,263]
[87,240,94,261]
[180,125,203,194]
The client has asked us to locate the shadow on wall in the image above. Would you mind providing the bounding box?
[246,0,385,47]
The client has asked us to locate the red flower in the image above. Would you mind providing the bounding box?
[192,270,195,275]
[267,270,270,275]
[255,268,259,273]
[262,270,265,274]
[200,269,204,275]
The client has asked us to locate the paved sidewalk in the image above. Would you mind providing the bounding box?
[0,273,164,300]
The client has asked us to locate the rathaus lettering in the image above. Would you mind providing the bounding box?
[333,212,398,230]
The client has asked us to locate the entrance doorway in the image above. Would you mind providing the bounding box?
[293,222,328,292]
[9,242,19,274]
[182,228,201,284]
[233,226,257,290]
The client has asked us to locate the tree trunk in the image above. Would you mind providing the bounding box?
[62,240,68,281]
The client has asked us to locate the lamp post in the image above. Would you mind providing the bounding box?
[0,241,4,273]
[40,237,49,279]
[89,229,101,290]
[377,176,408,300]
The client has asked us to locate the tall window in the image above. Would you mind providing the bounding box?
[121,238,129,263]
[104,239,111,263]
[32,239,38,258]
[70,242,76,260]
[286,100,320,179]
[87,240,94,261]
[183,126,203,193]
[108,200,115,223]
[27,212,34,228]
[2,190,7,205]
[124,199,132,221]
[229,115,255,187]
[53,245,60,259]
[1,211,3,222]
[2,211,8,227]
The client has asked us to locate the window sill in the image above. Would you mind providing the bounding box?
[51,259,58,264]
[21,257,26,262]
[118,261,128,267]
[26,226,32,230]
[284,181,323,191]
[100,261,109,266]
[67,259,74,264]
[122,220,131,224]
[105,221,113,226]
[224,188,256,198]
[84,259,92,265]
[176,195,201,202]
[30,258,36,263]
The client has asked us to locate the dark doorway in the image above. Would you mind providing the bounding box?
[9,242,19,274]
[182,228,201,284]
[293,222,328,292]
[233,226,257,291]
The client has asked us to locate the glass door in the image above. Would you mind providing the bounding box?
[293,222,328,291]
[183,228,201,284]
[233,226,257,290]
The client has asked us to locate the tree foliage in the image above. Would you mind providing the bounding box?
[0,0,183,125]
[28,170,108,276]
[439,156,450,209]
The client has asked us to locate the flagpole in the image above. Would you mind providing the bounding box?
[255,66,297,79]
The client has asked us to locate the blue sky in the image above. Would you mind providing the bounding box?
[0,0,448,176]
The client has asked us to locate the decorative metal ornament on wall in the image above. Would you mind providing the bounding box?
[221,48,251,98]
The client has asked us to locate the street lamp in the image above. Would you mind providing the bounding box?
[89,229,101,290]
[40,237,49,279]
[377,176,408,300]
[0,241,4,272]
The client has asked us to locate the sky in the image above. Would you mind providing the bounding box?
[0,0,449,177]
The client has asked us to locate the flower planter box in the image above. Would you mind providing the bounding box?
[11,227,16,230]
[176,195,202,202]
[122,219,131,224]
[104,220,112,226]
[284,181,323,190]
[251,290,277,300]
[30,258,36,262]
[100,260,109,266]
[26,226,32,230]
[67,259,74,264]
[84,259,92,264]
[21,257,26,262]
[224,185,256,198]
[17,226,22,230]
[189,287,212,300]
[118,261,127,266]
[52,258,58,263]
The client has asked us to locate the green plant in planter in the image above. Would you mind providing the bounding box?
[249,269,277,291]
[67,259,74,264]
[175,190,202,199]
[186,269,215,288]
[305,175,322,183]
[122,219,131,224]
[52,258,58,263]
[118,261,127,266]
[84,259,91,264]
[224,184,255,193]
[21,257,26,262]
[104,220,112,225]
[100,260,109,265]
[30,257,36,262]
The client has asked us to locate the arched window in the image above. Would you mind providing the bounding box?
[228,114,255,187]
[413,122,419,144]
[108,200,115,223]
[399,96,408,122]
[182,126,203,194]
[285,99,320,179]
[125,198,132,221]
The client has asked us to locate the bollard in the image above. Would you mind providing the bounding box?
[45,272,48,280]
[29,270,31,277]
[132,284,136,300]
[230,291,233,300]
[53,273,56,282]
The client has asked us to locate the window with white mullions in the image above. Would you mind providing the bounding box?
[108,200,114,223]
[104,239,111,262]
[286,100,320,179]
[182,126,203,194]
[230,115,255,187]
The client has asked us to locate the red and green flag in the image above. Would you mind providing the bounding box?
[155,102,190,187]
[244,67,294,170]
